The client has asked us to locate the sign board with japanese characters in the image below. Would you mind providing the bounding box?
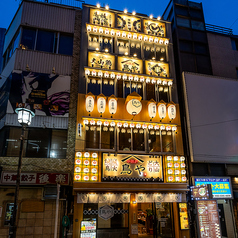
[98,205,114,220]
[194,177,233,199]
[103,154,163,180]
[88,52,115,69]
[191,184,212,200]
[80,220,96,238]
[1,172,69,185]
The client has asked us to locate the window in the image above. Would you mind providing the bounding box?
[192,31,207,43]
[21,28,36,50]
[236,68,238,79]
[175,6,189,16]
[118,39,129,55]
[124,81,143,98]
[191,20,205,31]
[58,33,73,55]
[146,84,170,102]
[179,40,193,52]
[36,30,55,53]
[86,125,115,150]
[144,43,155,60]
[155,46,166,61]
[148,129,161,152]
[231,39,238,51]
[177,17,190,28]
[190,9,203,19]
[130,41,141,58]
[196,55,212,74]
[87,78,114,96]
[162,131,174,152]
[194,42,208,54]
[0,127,67,158]
[178,28,192,40]
[4,203,14,226]
[88,35,113,53]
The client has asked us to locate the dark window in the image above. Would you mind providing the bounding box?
[179,40,193,52]
[101,127,115,149]
[118,39,129,55]
[146,83,155,100]
[155,46,166,61]
[180,53,196,72]
[21,28,36,50]
[193,163,209,176]
[133,130,144,151]
[194,43,208,54]
[102,37,113,53]
[102,80,114,96]
[236,68,238,79]
[87,79,100,95]
[58,33,73,55]
[50,130,67,159]
[36,30,55,53]
[196,55,212,74]
[178,28,192,40]
[190,9,203,19]
[86,126,100,149]
[117,80,123,98]
[177,17,190,28]
[175,6,189,16]
[26,128,50,157]
[231,39,238,51]
[192,31,207,43]
[158,86,169,102]
[148,130,161,152]
[144,44,155,59]
[119,129,131,151]
[130,41,141,58]
[191,20,205,31]
[162,132,173,152]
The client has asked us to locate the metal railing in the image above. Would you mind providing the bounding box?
[21,0,83,8]
[206,23,233,35]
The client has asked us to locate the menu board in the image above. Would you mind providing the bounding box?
[197,200,221,238]
[179,203,189,230]
[191,185,212,200]
[80,220,97,238]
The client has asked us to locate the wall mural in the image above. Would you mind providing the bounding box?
[6,70,70,117]
[117,14,141,32]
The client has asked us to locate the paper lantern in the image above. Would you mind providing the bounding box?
[158,103,166,119]
[97,97,106,114]
[85,96,94,113]
[109,98,117,115]
[148,102,157,119]
[168,104,176,120]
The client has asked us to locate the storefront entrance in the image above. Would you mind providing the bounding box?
[138,203,174,238]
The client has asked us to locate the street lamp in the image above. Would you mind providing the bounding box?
[9,108,35,238]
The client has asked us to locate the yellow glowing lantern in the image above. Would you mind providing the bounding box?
[167,102,176,120]
[97,94,106,114]
[126,92,142,116]
[87,25,91,32]
[108,95,117,115]
[158,101,166,119]
[85,93,95,113]
[111,29,115,36]
[148,99,157,119]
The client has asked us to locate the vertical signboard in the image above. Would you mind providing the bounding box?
[178,203,189,230]
[196,200,221,238]
[80,220,97,238]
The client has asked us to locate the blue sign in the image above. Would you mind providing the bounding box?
[194,177,232,199]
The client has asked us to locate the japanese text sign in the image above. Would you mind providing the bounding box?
[1,172,69,185]
[194,177,233,199]
[103,154,163,179]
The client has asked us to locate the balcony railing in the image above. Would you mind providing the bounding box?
[206,23,233,35]
[22,0,83,8]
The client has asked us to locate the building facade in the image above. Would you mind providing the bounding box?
[0,1,81,237]
[73,4,190,238]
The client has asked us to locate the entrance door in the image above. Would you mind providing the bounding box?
[218,204,227,238]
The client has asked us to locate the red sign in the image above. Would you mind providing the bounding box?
[1,172,69,185]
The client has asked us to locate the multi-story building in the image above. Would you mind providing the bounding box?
[163,0,238,237]
[73,4,190,238]
[0,0,81,237]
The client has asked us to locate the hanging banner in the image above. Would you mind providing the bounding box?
[136,193,182,203]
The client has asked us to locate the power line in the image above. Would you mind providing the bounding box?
[190,118,238,128]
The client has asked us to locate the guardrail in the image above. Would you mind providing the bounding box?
[206,23,233,35]
[22,0,83,8]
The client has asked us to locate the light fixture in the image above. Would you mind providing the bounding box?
[125,52,128,56]
[124,9,127,14]
[15,108,35,126]
[133,53,137,57]
[160,58,164,61]
[105,5,109,10]
[150,14,153,19]
[96,47,99,51]
[105,48,109,52]
[152,57,155,60]
[157,16,161,20]
[132,11,136,15]
[96,3,100,8]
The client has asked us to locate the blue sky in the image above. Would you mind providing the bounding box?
[0,0,238,35]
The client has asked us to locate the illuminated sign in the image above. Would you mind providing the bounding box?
[145,61,169,77]
[117,14,141,32]
[194,177,233,199]
[165,156,187,183]
[102,154,163,180]
[126,99,142,116]
[118,57,143,73]
[143,20,166,37]
[90,9,115,27]
[80,220,96,238]
[197,200,221,238]
[178,203,189,230]
[74,152,99,182]
[88,52,115,69]
[191,185,212,200]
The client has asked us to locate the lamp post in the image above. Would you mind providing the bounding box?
[9,108,35,238]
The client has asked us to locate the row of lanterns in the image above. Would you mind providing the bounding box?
[87,24,169,45]
[85,69,173,85]
[85,93,176,120]
[83,119,177,131]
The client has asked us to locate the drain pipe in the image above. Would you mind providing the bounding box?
[54,183,60,238]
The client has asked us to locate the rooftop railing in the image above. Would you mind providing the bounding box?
[206,23,233,35]
[22,0,83,8]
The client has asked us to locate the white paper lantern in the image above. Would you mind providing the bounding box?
[97,97,106,114]
[168,104,176,120]
[85,96,94,113]
[109,98,117,115]
[158,103,166,119]
[148,102,157,119]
